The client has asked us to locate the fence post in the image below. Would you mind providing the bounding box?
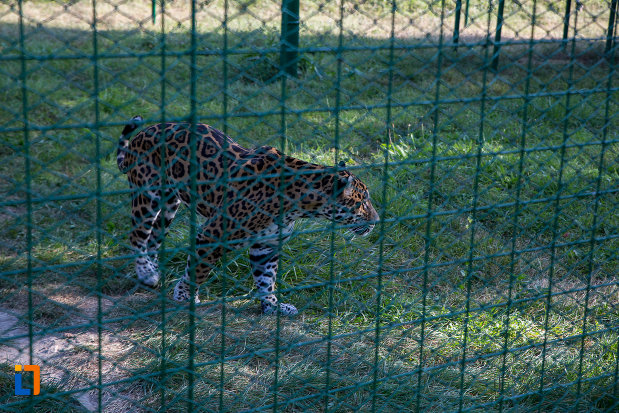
[606,0,618,56]
[465,0,470,25]
[453,0,462,46]
[280,0,300,77]
[563,0,573,45]
[491,0,505,71]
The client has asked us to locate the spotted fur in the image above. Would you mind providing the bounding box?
[118,116,379,315]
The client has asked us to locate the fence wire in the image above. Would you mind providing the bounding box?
[0,0,617,412]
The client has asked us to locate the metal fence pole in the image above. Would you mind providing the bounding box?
[606,0,618,56]
[187,0,199,410]
[458,4,494,410]
[281,0,300,77]
[371,2,396,410]
[453,0,462,46]
[491,0,505,71]
[465,0,470,25]
[324,1,345,409]
[157,0,168,408]
[90,0,103,410]
[538,6,580,408]
[563,0,573,44]
[498,1,538,410]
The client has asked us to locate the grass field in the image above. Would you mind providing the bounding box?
[0,0,617,411]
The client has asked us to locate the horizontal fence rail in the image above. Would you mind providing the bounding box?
[1,0,617,412]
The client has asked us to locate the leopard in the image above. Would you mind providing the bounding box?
[117,115,379,315]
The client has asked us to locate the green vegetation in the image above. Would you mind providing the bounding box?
[0,0,616,411]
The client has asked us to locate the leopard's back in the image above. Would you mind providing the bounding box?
[123,122,248,184]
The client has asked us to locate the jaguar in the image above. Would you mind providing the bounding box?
[117,115,379,315]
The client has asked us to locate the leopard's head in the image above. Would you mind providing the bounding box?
[323,168,380,236]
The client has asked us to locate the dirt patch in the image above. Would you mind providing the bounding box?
[0,308,143,412]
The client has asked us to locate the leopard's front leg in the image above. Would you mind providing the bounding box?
[250,244,298,316]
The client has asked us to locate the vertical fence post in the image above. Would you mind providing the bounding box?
[274,0,294,405]
[539,7,579,408]
[465,0,470,25]
[453,0,462,46]
[90,0,103,408]
[563,0,572,45]
[606,0,618,56]
[371,1,396,409]
[458,4,493,409]
[218,1,230,411]
[498,2,538,409]
[491,0,505,71]
[324,1,345,409]
[280,0,300,77]
[158,0,169,408]
[187,0,198,410]
[417,0,447,409]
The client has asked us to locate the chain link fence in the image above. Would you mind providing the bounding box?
[1,0,617,411]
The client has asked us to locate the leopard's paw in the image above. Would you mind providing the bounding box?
[279,303,298,316]
[136,258,160,287]
[262,301,298,316]
[173,281,200,304]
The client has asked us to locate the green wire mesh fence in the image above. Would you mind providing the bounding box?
[1,0,617,411]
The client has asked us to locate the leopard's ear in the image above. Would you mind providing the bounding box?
[335,174,354,196]
[255,145,281,162]
[338,174,351,186]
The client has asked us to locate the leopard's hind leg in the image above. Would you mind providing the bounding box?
[250,243,298,316]
[173,230,223,303]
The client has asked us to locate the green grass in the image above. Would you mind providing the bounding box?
[0,0,617,411]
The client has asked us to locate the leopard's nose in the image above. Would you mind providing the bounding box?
[370,207,380,223]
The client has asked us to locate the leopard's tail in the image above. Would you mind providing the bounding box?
[117,115,143,173]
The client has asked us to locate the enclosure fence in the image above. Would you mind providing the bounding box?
[0,0,617,412]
